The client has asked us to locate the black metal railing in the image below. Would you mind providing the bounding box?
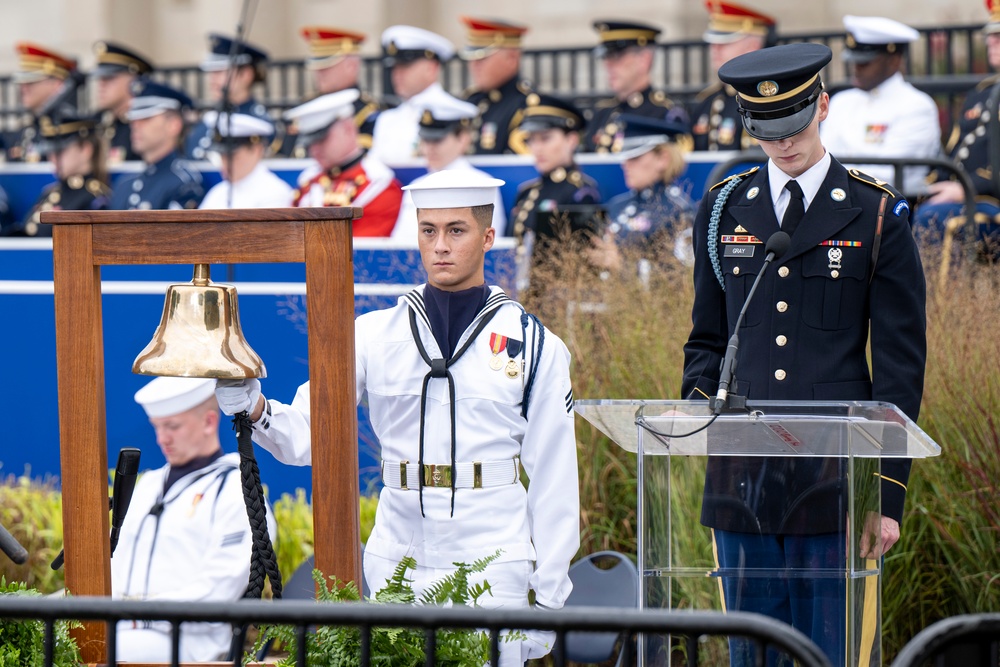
[0,595,833,667]
[0,23,989,131]
[888,613,1000,667]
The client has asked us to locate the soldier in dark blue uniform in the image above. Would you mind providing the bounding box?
[581,20,689,153]
[184,34,274,161]
[92,41,154,164]
[460,17,534,155]
[604,114,695,265]
[10,110,111,237]
[682,43,926,667]
[914,5,1000,260]
[110,79,204,211]
[689,1,776,151]
[510,95,603,291]
[4,42,80,163]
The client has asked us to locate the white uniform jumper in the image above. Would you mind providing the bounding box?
[820,71,941,194]
[110,453,276,662]
[252,285,580,664]
[199,161,294,209]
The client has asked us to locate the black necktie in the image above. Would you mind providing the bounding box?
[782,180,805,237]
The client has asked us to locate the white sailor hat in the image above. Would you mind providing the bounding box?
[842,15,919,63]
[403,169,504,209]
[203,111,274,139]
[134,377,217,418]
[284,88,360,146]
[418,92,478,141]
[381,25,455,66]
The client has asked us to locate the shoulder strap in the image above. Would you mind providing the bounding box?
[869,192,889,284]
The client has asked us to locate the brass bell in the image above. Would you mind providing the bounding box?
[132,264,266,379]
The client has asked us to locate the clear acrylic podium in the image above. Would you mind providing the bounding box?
[575,399,941,667]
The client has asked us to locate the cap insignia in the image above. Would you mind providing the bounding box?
[757,80,779,97]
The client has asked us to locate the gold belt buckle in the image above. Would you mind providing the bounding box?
[399,460,409,491]
[423,464,452,487]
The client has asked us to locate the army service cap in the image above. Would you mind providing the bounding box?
[92,41,154,78]
[592,20,661,57]
[718,42,832,141]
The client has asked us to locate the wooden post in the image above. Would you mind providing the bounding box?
[43,208,361,663]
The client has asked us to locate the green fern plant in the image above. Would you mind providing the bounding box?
[250,550,518,666]
[0,578,82,667]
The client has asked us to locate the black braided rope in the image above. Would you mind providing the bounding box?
[232,411,282,600]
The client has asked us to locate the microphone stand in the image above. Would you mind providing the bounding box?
[712,231,791,415]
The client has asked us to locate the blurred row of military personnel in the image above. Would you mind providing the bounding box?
[0,0,997,257]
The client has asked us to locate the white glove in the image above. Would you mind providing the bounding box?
[215,378,262,416]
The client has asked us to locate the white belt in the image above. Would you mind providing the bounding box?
[381,457,521,490]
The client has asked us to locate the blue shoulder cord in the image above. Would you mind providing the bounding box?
[517,309,544,419]
[708,175,745,291]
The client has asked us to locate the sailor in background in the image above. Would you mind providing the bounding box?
[298,26,382,152]
[393,93,507,240]
[113,377,275,663]
[215,170,580,667]
[285,88,403,236]
[689,0,776,151]
[370,25,456,163]
[185,34,274,161]
[582,20,689,153]
[110,79,204,211]
[819,15,942,195]
[198,112,293,209]
[91,41,154,163]
[8,109,111,237]
[459,16,534,155]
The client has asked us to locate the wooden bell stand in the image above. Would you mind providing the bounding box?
[43,208,362,664]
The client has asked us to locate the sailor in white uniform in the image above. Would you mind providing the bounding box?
[393,93,507,240]
[370,25,456,164]
[198,112,293,209]
[112,377,276,663]
[820,15,941,195]
[216,170,580,666]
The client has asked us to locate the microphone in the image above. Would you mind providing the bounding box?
[110,448,142,557]
[0,523,28,565]
[712,231,791,415]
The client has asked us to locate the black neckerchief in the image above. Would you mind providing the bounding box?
[422,283,491,359]
[407,290,504,517]
[164,449,223,494]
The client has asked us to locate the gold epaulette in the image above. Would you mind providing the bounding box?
[975,73,1000,92]
[86,179,111,196]
[593,97,618,110]
[694,81,724,103]
[848,168,896,197]
[650,89,674,108]
[709,166,759,191]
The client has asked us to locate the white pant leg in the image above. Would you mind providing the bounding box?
[116,625,172,662]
